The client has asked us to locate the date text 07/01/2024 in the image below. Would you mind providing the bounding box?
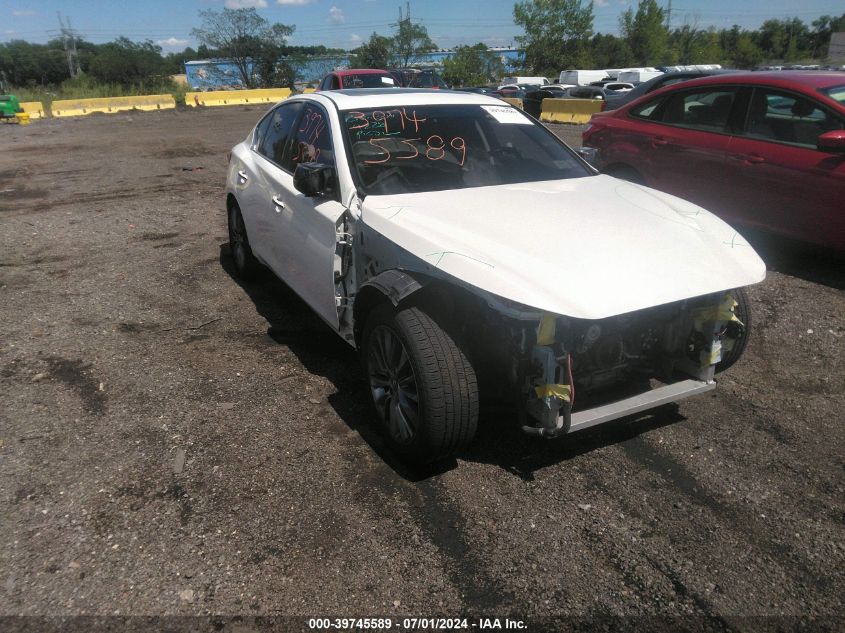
[307,617,527,630]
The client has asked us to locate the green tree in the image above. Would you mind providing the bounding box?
[513,0,594,76]
[88,37,166,85]
[191,8,295,88]
[589,33,634,69]
[620,0,669,65]
[669,24,723,64]
[0,40,71,85]
[442,43,505,86]
[811,13,845,58]
[349,33,393,68]
[721,26,763,68]
[391,15,437,67]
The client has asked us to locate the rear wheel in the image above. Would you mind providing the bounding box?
[363,304,478,463]
[227,202,261,280]
[716,288,752,372]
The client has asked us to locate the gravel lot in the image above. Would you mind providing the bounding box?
[1,106,843,631]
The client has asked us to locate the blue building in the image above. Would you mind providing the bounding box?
[184,48,525,90]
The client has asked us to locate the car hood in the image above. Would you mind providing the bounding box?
[360,174,766,320]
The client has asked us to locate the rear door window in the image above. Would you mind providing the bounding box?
[658,88,738,132]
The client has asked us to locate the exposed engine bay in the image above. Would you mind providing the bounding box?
[515,292,745,437]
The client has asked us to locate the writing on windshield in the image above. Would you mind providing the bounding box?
[341,104,590,195]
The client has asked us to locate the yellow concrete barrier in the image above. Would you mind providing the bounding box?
[185,88,291,107]
[20,102,46,119]
[502,97,523,109]
[51,94,175,117]
[302,88,316,94]
[540,98,603,124]
[15,112,31,125]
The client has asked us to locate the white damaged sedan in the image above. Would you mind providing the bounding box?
[225,89,765,463]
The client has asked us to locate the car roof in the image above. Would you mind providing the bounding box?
[662,70,845,91]
[307,88,506,109]
[334,69,392,77]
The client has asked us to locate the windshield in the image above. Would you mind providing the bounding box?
[821,85,845,105]
[342,104,590,195]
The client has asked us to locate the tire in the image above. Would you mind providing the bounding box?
[363,303,478,463]
[227,202,261,280]
[605,165,646,185]
[716,287,751,372]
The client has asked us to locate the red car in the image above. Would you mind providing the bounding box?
[582,72,845,251]
[316,69,398,91]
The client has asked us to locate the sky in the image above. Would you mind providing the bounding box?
[2,0,843,52]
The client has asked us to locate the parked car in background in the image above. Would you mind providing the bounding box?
[388,68,449,89]
[565,85,617,100]
[604,69,740,111]
[450,86,497,95]
[601,82,635,92]
[317,69,397,91]
[582,72,845,251]
[493,84,531,99]
[225,88,764,462]
[523,85,570,118]
[500,76,549,87]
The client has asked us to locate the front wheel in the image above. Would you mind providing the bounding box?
[363,304,478,463]
[716,288,752,372]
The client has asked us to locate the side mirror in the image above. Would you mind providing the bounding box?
[817,130,845,154]
[293,162,334,197]
[577,147,599,166]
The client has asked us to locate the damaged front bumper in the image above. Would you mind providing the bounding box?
[519,292,743,438]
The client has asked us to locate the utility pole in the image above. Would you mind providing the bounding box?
[665,0,672,30]
[57,12,81,78]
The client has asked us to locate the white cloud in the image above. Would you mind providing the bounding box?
[277,0,315,5]
[12,10,36,16]
[225,0,268,8]
[156,37,190,48]
[594,0,609,5]
[329,6,346,24]
[349,33,363,46]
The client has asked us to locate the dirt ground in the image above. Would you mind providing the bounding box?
[1,106,843,632]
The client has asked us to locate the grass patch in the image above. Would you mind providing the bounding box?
[10,74,181,109]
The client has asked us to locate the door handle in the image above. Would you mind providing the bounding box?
[272,195,285,211]
[651,136,670,147]
[237,170,249,182]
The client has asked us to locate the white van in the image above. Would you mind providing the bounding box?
[559,70,609,86]
[500,76,550,87]
[616,68,664,84]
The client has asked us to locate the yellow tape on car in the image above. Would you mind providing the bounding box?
[185,88,292,107]
[535,384,571,401]
[693,295,742,331]
[540,98,603,124]
[536,313,556,346]
[51,94,175,117]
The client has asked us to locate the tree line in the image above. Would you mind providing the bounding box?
[1,2,843,93]
[515,0,845,78]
